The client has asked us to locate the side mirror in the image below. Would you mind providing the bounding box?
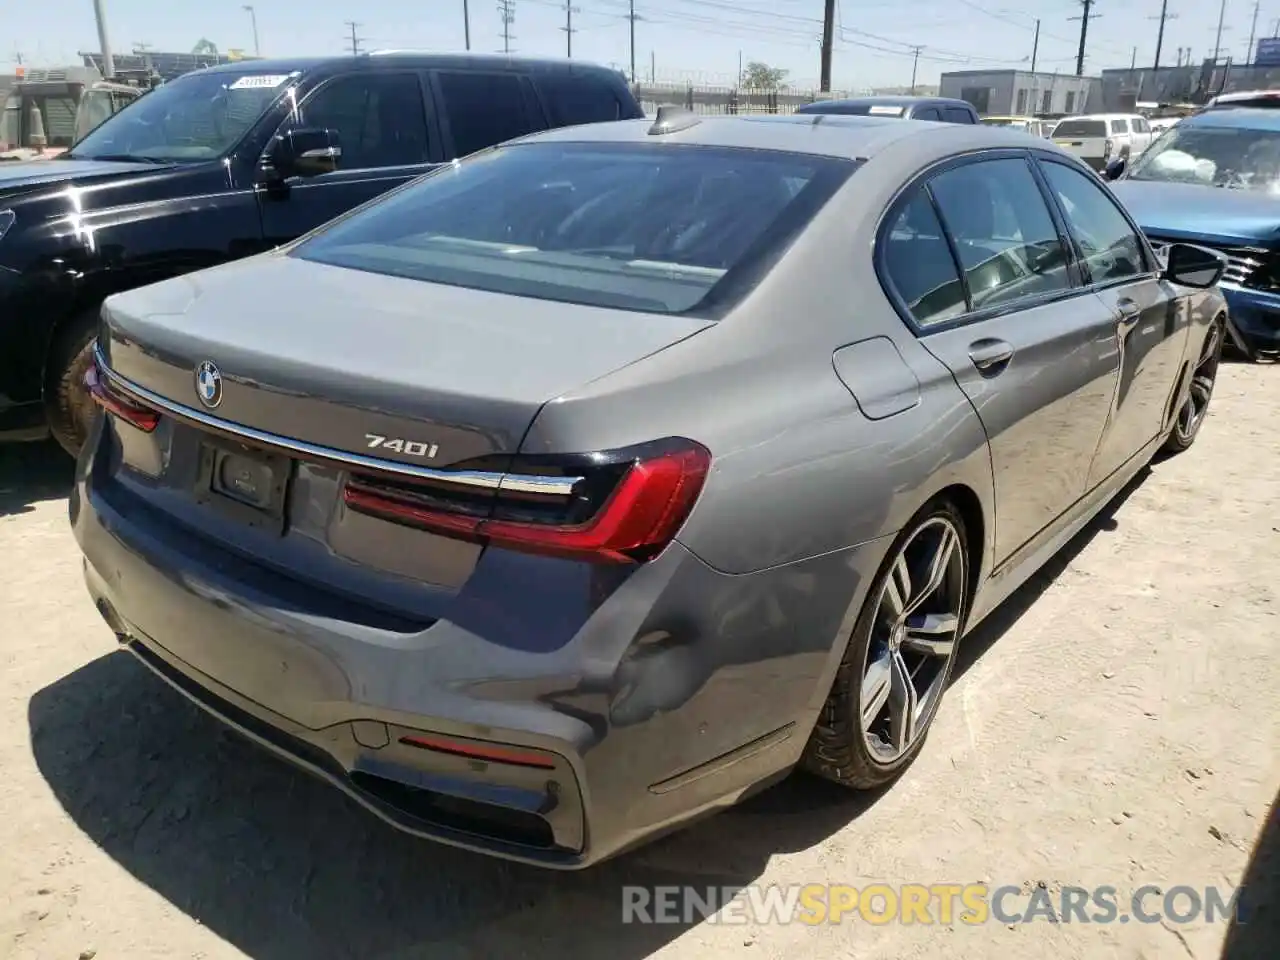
[1162,242,1227,289]
[268,127,342,179]
[1103,157,1126,181]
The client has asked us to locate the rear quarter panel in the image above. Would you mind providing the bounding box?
[520,137,997,579]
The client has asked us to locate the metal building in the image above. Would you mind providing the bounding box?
[938,69,1100,117]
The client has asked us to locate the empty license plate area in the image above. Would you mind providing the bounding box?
[195,436,293,533]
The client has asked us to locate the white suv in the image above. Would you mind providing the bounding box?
[1051,113,1155,171]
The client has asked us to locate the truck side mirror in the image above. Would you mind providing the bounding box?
[267,127,342,179]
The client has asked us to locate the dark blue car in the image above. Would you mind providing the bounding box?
[1109,107,1280,359]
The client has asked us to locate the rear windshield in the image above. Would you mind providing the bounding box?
[801,102,902,117]
[1053,119,1106,138]
[294,141,854,315]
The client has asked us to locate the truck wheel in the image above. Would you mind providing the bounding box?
[44,310,101,458]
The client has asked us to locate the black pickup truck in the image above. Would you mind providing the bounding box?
[0,53,642,455]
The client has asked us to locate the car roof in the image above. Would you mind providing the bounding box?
[1185,106,1280,130]
[515,112,1045,161]
[1058,113,1138,120]
[191,52,617,77]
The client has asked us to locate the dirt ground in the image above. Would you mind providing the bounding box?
[0,363,1276,960]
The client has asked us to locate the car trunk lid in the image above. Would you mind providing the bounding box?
[100,254,712,468]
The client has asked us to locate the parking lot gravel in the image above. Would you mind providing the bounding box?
[1,361,1276,960]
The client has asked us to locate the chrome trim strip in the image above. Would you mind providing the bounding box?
[93,345,582,496]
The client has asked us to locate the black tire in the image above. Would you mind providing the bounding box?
[1162,316,1224,456]
[802,499,971,790]
[44,309,101,458]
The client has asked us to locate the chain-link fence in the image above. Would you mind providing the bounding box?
[633,81,855,117]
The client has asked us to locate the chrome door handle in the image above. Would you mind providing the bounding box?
[968,338,1014,374]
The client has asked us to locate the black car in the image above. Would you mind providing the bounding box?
[0,53,642,455]
[795,95,980,124]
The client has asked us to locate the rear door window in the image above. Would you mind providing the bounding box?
[914,106,942,121]
[882,189,968,326]
[926,157,1073,312]
[436,70,536,159]
[943,107,973,124]
[1111,119,1129,134]
[536,74,625,126]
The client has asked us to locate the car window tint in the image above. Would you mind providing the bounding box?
[1111,119,1128,134]
[437,71,535,158]
[297,73,429,169]
[943,107,972,124]
[536,74,624,126]
[927,158,1072,312]
[1040,161,1147,284]
[882,189,968,326]
[914,107,942,121]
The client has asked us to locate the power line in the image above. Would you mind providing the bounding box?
[1067,0,1099,77]
[1246,0,1261,63]
[1150,0,1177,71]
[562,1,580,56]
[821,0,836,91]
[343,20,365,55]
[628,0,640,83]
[497,0,516,53]
[1212,0,1230,60]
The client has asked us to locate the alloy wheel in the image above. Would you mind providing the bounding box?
[860,517,967,764]
[1175,322,1222,443]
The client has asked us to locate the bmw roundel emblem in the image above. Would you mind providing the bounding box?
[195,360,223,409]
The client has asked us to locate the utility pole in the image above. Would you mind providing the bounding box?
[909,45,923,94]
[243,5,260,56]
[561,1,579,56]
[1213,0,1228,60]
[628,0,638,83]
[650,50,655,82]
[820,0,836,91]
[1247,0,1260,62]
[498,0,515,54]
[1031,19,1040,72]
[1068,0,1097,77]
[92,0,116,77]
[344,21,364,55]
[738,50,743,87]
[1150,0,1176,71]
[463,0,471,50]
[1130,45,1137,70]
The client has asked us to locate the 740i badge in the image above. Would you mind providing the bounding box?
[365,434,440,459]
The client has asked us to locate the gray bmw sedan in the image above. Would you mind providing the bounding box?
[72,108,1227,867]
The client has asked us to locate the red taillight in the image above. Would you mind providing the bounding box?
[343,440,711,564]
[398,734,557,770]
[84,364,159,433]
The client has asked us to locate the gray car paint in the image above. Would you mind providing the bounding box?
[72,114,1226,867]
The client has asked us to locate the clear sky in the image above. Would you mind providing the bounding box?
[3,0,1272,90]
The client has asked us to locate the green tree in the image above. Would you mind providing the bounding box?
[742,61,789,90]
